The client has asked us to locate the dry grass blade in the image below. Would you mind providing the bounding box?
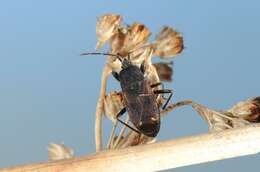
[153,26,184,58]
[112,116,130,149]
[96,14,122,50]
[48,143,73,161]
[107,121,118,149]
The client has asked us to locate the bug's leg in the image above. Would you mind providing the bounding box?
[154,89,173,109]
[116,108,141,134]
[151,83,168,99]
[112,71,120,82]
[150,82,162,88]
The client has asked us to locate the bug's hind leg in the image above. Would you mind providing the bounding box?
[116,108,141,134]
[150,82,169,99]
[154,89,173,109]
[112,71,120,82]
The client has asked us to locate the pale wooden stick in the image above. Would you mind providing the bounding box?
[95,64,112,151]
[2,124,260,172]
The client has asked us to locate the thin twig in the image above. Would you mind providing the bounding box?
[112,116,130,148]
[95,64,112,151]
[107,121,118,149]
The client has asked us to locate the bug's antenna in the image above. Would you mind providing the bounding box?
[81,52,122,62]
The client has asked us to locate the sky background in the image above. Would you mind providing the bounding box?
[0,0,259,171]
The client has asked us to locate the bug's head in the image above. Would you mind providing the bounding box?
[120,54,132,69]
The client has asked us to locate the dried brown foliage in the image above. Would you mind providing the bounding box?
[153,62,173,82]
[48,143,74,161]
[96,14,122,50]
[87,14,259,153]
[153,26,184,58]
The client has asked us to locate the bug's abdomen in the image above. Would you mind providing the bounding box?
[124,93,160,137]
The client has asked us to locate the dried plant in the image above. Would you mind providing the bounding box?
[110,23,151,57]
[228,97,260,123]
[153,26,184,58]
[48,143,74,161]
[91,14,184,151]
[153,61,174,82]
[88,14,260,154]
[181,97,260,132]
[96,14,122,50]
[104,91,124,123]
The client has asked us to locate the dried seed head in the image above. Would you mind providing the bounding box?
[127,23,151,49]
[191,103,250,132]
[96,14,122,50]
[228,97,260,123]
[130,46,153,67]
[153,62,173,82]
[48,143,74,160]
[153,26,184,58]
[110,23,151,57]
[104,91,124,123]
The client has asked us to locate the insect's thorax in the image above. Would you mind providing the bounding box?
[119,65,145,94]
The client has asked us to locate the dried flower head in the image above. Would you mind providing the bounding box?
[48,143,74,160]
[153,61,173,82]
[104,91,124,123]
[96,14,122,50]
[153,26,184,58]
[110,23,151,57]
[228,97,260,123]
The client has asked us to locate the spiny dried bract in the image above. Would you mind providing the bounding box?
[228,97,260,123]
[48,143,74,161]
[192,102,251,132]
[110,23,151,57]
[153,62,174,82]
[104,91,124,123]
[96,14,122,50]
[153,26,184,58]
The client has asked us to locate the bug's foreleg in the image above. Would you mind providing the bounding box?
[116,108,141,135]
[154,89,173,109]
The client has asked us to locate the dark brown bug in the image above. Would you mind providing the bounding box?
[82,52,173,137]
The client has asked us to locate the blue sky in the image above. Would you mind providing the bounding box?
[0,1,259,171]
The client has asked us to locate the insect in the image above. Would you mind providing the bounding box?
[82,52,173,137]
